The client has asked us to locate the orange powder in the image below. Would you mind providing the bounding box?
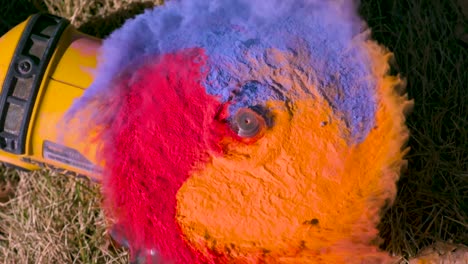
[175,40,412,263]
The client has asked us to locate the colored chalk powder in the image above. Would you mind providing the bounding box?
[65,0,412,263]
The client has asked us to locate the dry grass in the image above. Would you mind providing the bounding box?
[0,167,128,263]
[43,0,153,26]
[0,0,467,263]
[43,0,162,37]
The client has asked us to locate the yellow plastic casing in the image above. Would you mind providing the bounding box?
[0,15,103,182]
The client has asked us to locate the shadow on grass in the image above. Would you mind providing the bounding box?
[0,0,46,36]
[360,0,468,257]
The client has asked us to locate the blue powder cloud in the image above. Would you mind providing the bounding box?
[68,0,378,143]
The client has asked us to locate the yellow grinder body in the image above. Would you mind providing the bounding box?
[0,13,101,181]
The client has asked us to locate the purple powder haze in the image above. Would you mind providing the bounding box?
[66,0,377,143]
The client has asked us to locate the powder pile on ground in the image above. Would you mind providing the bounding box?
[64,0,412,263]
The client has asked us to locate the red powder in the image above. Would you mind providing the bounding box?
[99,48,226,263]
